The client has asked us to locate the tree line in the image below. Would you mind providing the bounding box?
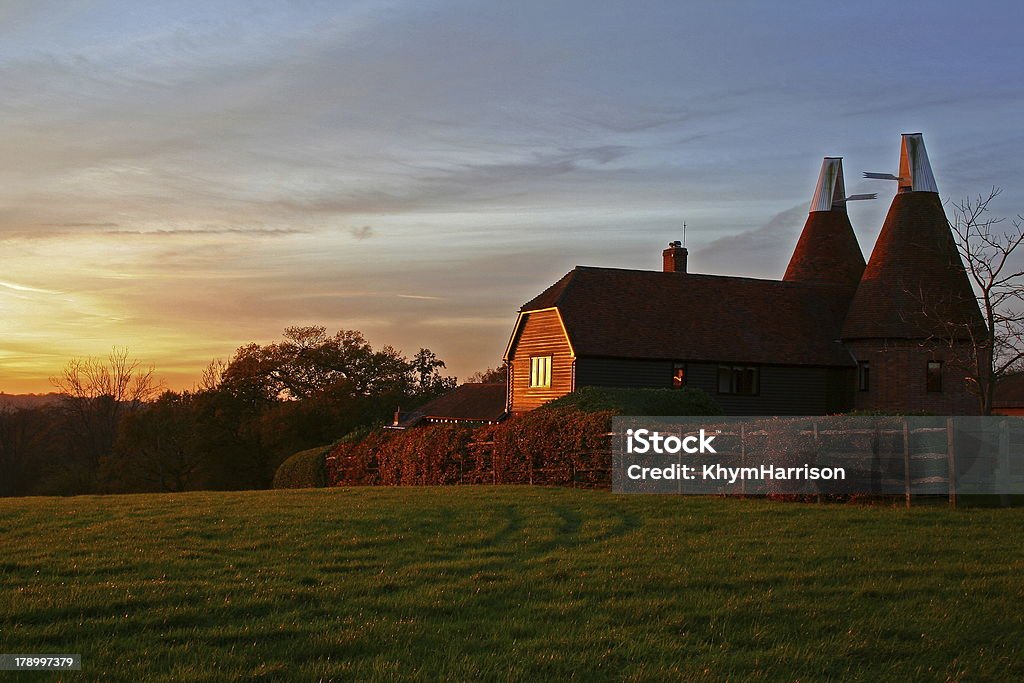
[0,326,457,497]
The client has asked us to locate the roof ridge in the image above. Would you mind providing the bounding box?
[574,265,853,288]
[519,267,578,310]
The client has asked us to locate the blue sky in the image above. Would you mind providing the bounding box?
[2,0,1023,391]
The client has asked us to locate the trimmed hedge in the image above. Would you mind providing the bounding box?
[328,425,480,486]
[842,409,936,416]
[491,407,613,486]
[377,424,475,485]
[327,408,615,488]
[272,444,331,489]
[543,386,722,416]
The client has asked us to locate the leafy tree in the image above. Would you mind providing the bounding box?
[468,365,508,384]
[0,405,58,497]
[219,342,283,404]
[188,385,273,489]
[108,391,205,492]
[218,326,454,404]
[219,326,430,401]
[411,348,458,398]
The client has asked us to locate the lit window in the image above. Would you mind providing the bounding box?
[926,361,943,393]
[672,363,687,389]
[717,365,759,395]
[529,356,552,388]
[857,361,870,392]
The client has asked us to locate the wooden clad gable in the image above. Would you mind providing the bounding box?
[505,308,575,413]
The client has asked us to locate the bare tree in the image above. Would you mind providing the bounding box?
[940,188,1024,414]
[50,347,161,490]
[199,358,228,392]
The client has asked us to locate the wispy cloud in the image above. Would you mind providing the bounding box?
[348,225,374,240]
[2,0,1023,392]
[397,294,444,301]
[42,222,121,228]
[0,280,60,294]
[691,205,807,279]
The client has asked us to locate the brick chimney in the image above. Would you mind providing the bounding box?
[663,241,687,273]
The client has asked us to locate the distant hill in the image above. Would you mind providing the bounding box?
[0,393,65,410]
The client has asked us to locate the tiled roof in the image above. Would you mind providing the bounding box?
[395,383,507,428]
[520,266,856,367]
[522,269,574,311]
[842,191,984,340]
[783,207,865,289]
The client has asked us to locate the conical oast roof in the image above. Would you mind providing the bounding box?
[783,158,866,289]
[841,191,983,340]
[783,210,866,288]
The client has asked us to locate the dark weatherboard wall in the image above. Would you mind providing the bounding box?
[574,358,853,415]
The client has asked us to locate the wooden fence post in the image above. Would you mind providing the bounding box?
[872,422,881,495]
[999,419,1010,508]
[947,417,957,509]
[813,420,821,503]
[678,426,684,495]
[740,424,746,497]
[903,419,912,509]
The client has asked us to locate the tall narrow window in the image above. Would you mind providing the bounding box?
[717,365,759,395]
[926,361,943,392]
[529,356,552,388]
[672,363,687,389]
[857,361,870,392]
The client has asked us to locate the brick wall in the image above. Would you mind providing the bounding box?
[846,339,979,415]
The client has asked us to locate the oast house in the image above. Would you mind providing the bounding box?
[503,133,984,416]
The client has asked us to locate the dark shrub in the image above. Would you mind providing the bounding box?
[544,386,722,416]
[272,445,331,489]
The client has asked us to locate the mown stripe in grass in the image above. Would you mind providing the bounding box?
[0,487,1021,682]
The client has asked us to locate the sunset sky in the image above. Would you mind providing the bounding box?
[2,0,1023,393]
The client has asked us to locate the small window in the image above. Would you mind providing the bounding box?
[857,361,870,392]
[529,356,552,388]
[926,361,943,392]
[717,365,759,395]
[672,363,687,389]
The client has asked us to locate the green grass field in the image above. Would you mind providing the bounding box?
[1,488,1022,682]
